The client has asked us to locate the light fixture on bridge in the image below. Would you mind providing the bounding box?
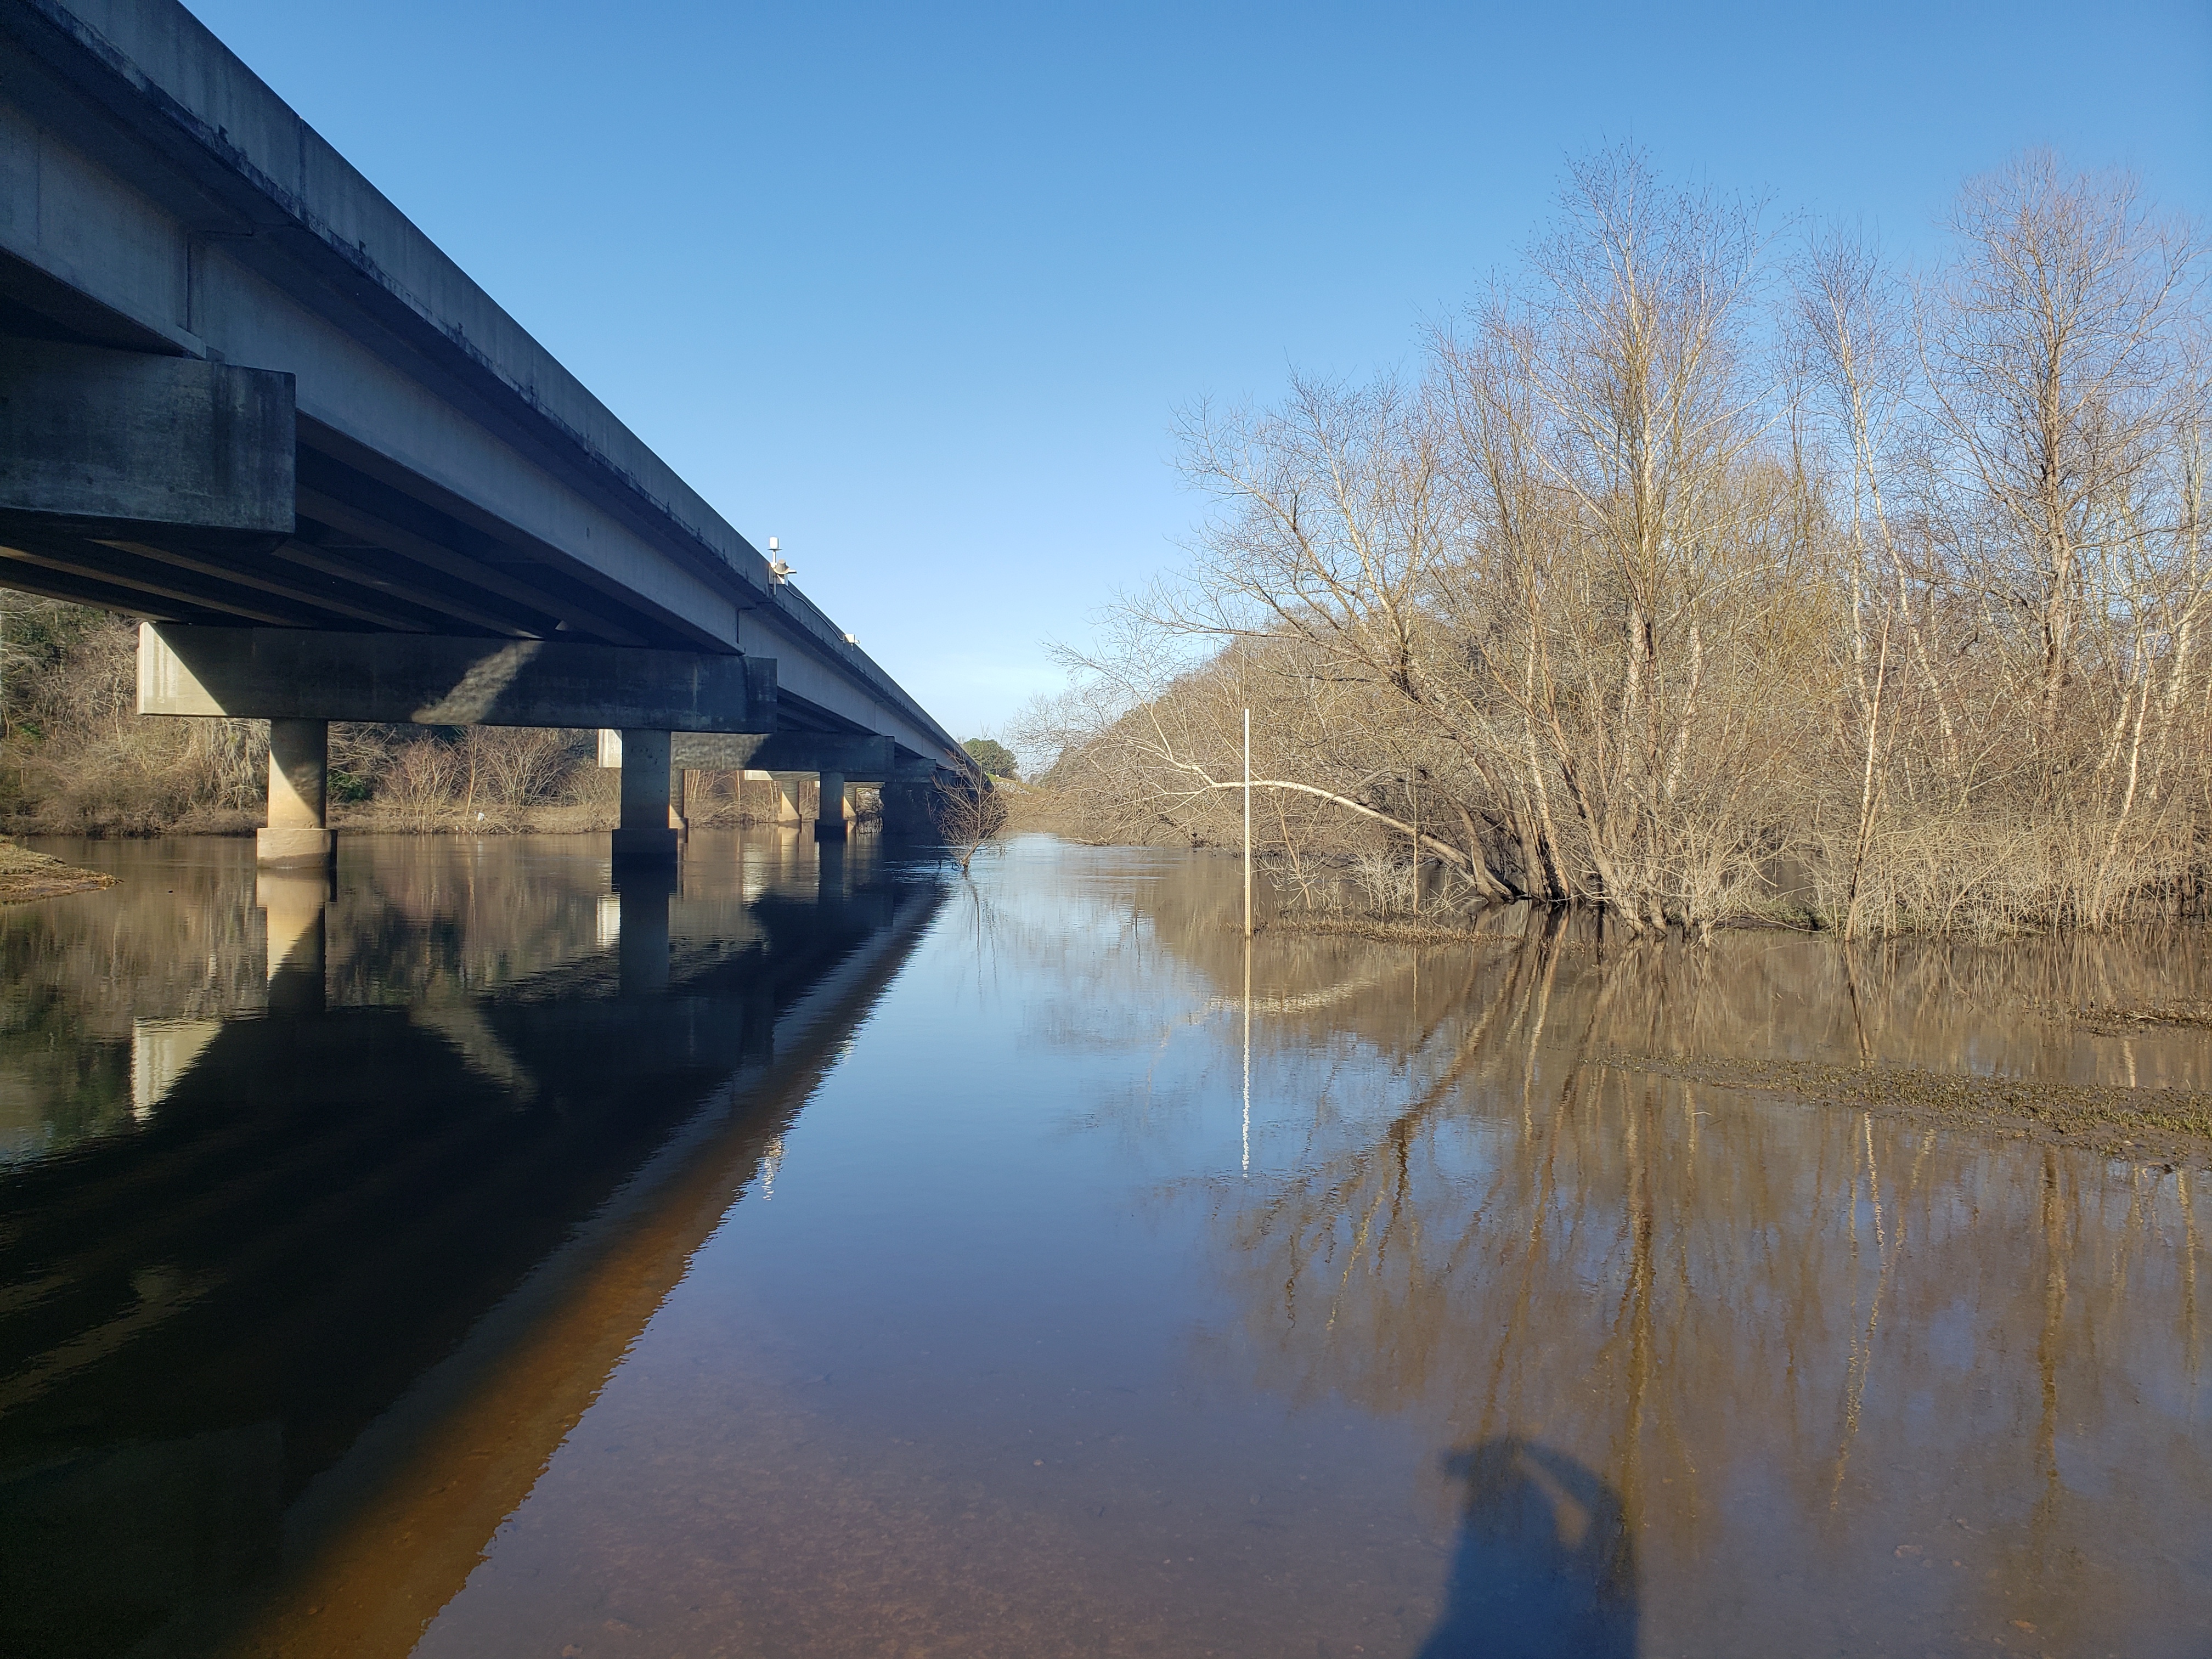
[766,535,795,585]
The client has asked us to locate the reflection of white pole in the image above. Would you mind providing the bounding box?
[1243,708,1252,939]
[1240,711,1254,1171]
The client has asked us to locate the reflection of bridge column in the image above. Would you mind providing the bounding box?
[258,866,332,1013]
[816,836,847,902]
[612,730,679,867]
[814,770,848,842]
[257,718,334,868]
[612,868,674,996]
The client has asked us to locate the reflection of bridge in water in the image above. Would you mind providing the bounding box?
[0,832,943,1657]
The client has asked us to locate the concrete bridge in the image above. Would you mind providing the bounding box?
[0,0,972,863]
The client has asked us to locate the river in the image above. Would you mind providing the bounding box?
[1,832,2207,1656]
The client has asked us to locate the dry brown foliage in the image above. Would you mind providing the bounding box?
[0,607,265,833]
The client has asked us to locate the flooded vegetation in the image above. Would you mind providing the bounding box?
[1,834,2208,1655]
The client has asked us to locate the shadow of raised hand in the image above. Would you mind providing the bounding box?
[1417,1437,1638,1658]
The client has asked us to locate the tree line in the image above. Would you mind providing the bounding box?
[1019,148,2209,935]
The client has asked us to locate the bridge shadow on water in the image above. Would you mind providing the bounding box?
[1417,1438,1638,1659]
[0,832,944,1658]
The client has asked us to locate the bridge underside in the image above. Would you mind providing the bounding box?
[0,328,870,741]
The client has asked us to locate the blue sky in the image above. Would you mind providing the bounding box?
[184,1,2212,742]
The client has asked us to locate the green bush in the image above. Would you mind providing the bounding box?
[962,737,1017,780]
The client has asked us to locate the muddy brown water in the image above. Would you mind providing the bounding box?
[0,832,2207,1657]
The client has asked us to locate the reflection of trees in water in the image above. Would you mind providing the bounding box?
[326,845,606,1005]
[1237,945,2202,1630]
[0,847,263,1157]
[0,845,263,1032]
[1009,852,2212,1649]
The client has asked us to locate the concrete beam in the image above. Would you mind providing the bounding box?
[0,339,294,539]
[879,757,958,785]
[137,623,776,731]
[665,732,896,778]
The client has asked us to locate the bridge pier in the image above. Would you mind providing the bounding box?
[613,730,680,867]
[140,626,781,871]
[258,718,334,868]
[815,771,849,842]
[655,736,904,839]
[136,625,966,873]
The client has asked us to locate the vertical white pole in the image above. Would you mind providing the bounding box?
[1411,769,1420,916]
[1243,707,1252,940]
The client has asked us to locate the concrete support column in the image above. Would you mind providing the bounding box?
[257,718,333,868]
[814,770,848,842]
[613,729,679,867]
[670,767,692,839]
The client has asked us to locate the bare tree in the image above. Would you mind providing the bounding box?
[1024,146,2211,936]
[932,769,1006,875]
[1921,153,2202,730]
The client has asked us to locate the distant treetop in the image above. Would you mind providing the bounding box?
[963,737,1018,780]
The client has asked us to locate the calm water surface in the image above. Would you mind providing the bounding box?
[1,832,2208,1657]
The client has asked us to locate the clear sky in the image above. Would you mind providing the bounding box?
[182,0,2211,743]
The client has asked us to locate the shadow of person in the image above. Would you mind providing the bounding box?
[1417,1438,1638,1658]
